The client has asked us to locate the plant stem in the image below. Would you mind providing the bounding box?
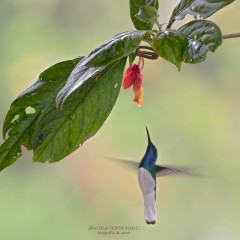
[166,19,174,29]
[136,46,158,60]
[155,21,162,32]
[223,33,240,39]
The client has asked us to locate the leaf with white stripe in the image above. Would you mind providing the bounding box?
[33,58,127,163]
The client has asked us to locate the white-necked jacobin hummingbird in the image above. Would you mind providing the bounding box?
[109,127,197,225]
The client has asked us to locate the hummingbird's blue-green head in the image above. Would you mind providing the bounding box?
[139,128,158,176]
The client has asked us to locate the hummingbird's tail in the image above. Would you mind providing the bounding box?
[144,192,157,225]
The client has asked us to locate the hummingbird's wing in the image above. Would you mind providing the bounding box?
[105,157,139,172]
[155,165,199,177]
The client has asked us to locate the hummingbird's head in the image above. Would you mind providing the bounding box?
[139,127,158,169]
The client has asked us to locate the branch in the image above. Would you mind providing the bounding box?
[223,33,240,39]
[136,46,159,60]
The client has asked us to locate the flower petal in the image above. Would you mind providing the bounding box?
[133,87,143,107]
[122,68,134,89]
[122,64,142,89]
[140,57,144,70]
[133,74,143,93]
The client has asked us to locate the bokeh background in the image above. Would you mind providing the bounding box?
[1,0,240,239]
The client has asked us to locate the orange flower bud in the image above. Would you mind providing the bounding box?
[122,57,144,107]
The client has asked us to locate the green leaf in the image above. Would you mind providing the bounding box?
[56,61,106,108]
[57,31,146,108]
[177,20,223,64]
[82,31,146,67]
[33,58,127,163]
[135,5,158,24]
[130,0,159,30]
[168,0,235,24]
[0,58,82,171]
[153,31,188,71]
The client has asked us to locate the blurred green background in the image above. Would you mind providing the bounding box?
[1,0,240,239]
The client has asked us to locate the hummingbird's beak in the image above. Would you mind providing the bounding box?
[145,127,152,144]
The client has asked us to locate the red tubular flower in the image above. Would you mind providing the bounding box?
[122,57,144,107]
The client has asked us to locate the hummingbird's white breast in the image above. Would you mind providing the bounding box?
[137,167,157,224]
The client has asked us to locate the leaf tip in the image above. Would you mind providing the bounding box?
[32,156,45,163]
[177,63,182,72]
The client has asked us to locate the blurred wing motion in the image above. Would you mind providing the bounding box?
[106,157,139,172]
[155,165,199,177]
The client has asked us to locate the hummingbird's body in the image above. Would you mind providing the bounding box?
[138,167,157,224]
[138,128,158,224]
[109,128,197,225]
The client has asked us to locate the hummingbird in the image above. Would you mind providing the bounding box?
[109,127,197,225]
